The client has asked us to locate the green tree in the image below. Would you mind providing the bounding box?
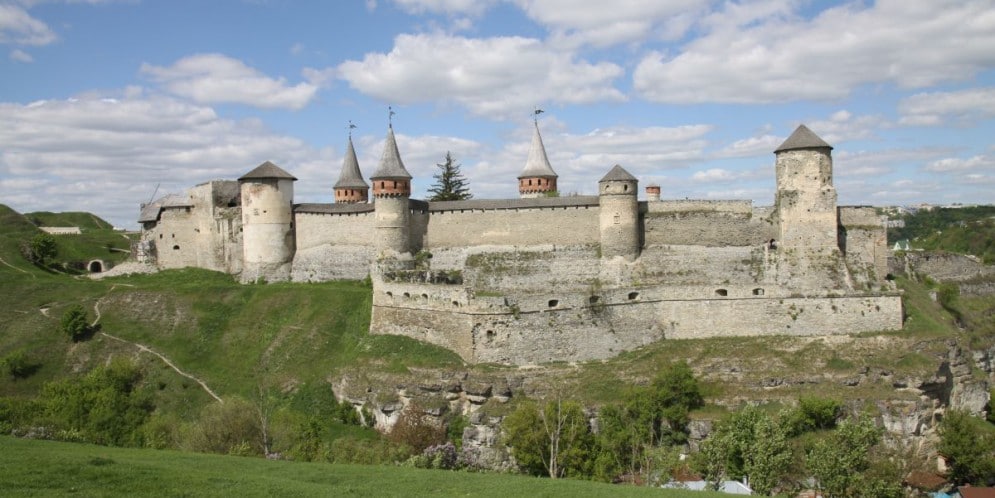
[695,406,792,496]
[503,397,592,478]
[427,152,472,201]
[784,396,842,436]
[40,358,153,446]
[806,417,882,497]
[21,232,57,266]
[651,361,704,445]
[2,349,39,379]
[60,304,90,341]
[187,397,264,456]
[938,410,995,485]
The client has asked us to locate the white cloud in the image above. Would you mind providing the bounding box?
[0,3,57,45]
[390,0,497,16]
[337,33,625,118]
[898,87,995,126]
[9,48,32,62]
[0,92,322,228]
[634,1,995,104]
[140,54,319,110]
[514,0,710,47]
[924,154,995,173]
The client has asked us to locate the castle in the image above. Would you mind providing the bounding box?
[138,122,903,365]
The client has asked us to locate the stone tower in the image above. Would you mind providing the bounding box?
[774,124,838,252]
[517,121,558,198]
[599,164,640,260]
[645,184,661,202]
[370,125,412,257]
[334,136,369,203]
[239,161,297,283]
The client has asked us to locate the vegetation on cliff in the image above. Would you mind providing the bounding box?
[889,205,995,263]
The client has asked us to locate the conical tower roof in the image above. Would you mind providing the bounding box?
[239,161,297,181]
[775,124,833,153]
[370,126,412,180]
[334,137,369,188]
[518,121,557,179]
[599,164,637,182]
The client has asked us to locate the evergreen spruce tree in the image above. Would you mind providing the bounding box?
[428,152,472,201]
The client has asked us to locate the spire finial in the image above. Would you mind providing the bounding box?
[533,106,544,124]
[388,106,395,128]
[348,120,356,138]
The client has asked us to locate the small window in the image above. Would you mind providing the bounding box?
[589,296,600,304]
[715,289,728,297]
[452,301,460,307]
[172,245,180,250]
[628,292,639,300]
[548,299,559,308]
[421,293,428,299]
[752,288,764,296]
[403,292,410,298]
[386,291,393,297]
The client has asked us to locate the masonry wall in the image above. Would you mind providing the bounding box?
[422,205,600,249]
[839,206,888,284]
[291,210,375,281]
[643,201,776,247]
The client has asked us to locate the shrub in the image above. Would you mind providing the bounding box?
[185,397,263,456]
[2,350,39,379]
[60,304,91,341]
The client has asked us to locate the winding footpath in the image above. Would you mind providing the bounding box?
[91,285,223,404]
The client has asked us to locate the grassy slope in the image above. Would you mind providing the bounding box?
[0,436,717,497]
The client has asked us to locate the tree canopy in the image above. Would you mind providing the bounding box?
[427,152,472,201]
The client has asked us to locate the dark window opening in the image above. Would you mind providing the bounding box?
[172,245,180,250]
[548,299,559,308]
[715,289,728,297]
[628,292,639,300]
[752,288,764,296]
[421,293,428,299]
[589,296,600,304]
[386,291,393,297]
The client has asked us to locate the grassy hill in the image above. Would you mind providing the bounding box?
[890,205,995,263]
[0,205,134,274]
[1,204,992,489]
[0,436,715,497]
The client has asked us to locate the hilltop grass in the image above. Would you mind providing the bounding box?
[0,436,717,497]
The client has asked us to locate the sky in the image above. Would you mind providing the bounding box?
[1,0,994,229]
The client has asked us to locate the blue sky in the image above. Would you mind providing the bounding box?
[1,0,993,229]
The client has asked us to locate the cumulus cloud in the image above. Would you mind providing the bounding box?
[140,54,320,110]
[898,87,995,126]
[0,92,323,228]
[337,33,625,118]
[634,1,995,104]
[514,0,710,47]
[0,3,57,45]
[924,154,995,173]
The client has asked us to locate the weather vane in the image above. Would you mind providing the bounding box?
[348,120,356,138]
[533,106,544,124]
[389,106,396,127]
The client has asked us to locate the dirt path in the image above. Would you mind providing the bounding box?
[92,285,223,404]
[0,255,32,276]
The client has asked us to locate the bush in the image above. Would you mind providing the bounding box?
[2,350,39,379]
[60,304,91,341]
[186,397,263,456]
[387,405,446,454]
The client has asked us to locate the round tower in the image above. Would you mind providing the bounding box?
[239,161,297,282]
[645,184,661,202]
[773,124,838,253]
[598,164,640,261]
[370,125,412,257]
[518,121,558,198]
[334,136,369,203]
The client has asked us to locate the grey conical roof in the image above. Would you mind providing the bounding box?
[239,161,298,181]
[774,124,833,153]
[518,121,557,179]
[370,126,412,180]
[334,137,369,188]
[599,164,637,182]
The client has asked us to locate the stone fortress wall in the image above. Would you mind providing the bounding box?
[138,123,904,365]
